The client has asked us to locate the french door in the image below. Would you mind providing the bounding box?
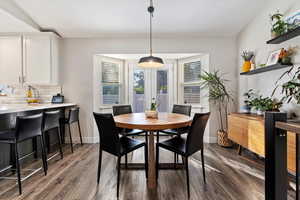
[128,61,174,113]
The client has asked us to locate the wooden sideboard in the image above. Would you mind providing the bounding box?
[228,113,296,173]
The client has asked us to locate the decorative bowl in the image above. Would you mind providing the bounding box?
[145,110,158,119]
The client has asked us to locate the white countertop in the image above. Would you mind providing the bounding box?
[0,103,76,114]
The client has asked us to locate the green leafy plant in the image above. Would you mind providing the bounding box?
[243,89,256,107]
[272,65,300,104]
[150,98,158,111]
[199,70,233,132]
[270,10,288,37]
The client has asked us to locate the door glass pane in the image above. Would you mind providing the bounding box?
[184,86,200,104]
[156,70,168,112]
[184,61,201,82]
[133,70,145,112]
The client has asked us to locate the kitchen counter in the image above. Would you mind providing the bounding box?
[0,103,76,114]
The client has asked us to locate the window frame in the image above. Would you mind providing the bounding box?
[98,56,124,107]
[178,55,209,107]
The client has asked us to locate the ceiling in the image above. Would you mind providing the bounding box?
[101,53,201,60]
[13,0,270,38]
[0,8,37,33]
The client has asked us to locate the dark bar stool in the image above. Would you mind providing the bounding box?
[64,107,83,153]
[0,113,47,195]
[43,110,64,165]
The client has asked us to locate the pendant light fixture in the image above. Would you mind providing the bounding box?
[138,0,164,68]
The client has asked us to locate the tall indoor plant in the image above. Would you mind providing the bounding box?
[200,70,233,147]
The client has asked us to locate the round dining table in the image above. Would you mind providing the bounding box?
[114,112,192,189]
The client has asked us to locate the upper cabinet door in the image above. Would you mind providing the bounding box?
[0,36,22,84]
[24,35,51,84]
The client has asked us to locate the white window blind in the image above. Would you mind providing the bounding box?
[183,61,201,104]
[101,61,120,105]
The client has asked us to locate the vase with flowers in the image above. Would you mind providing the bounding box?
[145,98,158,118]
[241,51,254,72]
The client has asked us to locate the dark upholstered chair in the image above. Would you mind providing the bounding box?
[0,114,47,195]
[156,113,210,198]
[112,105,145,136]
[93,113,148,198]
[64,107,83,153]
[160,104,192,137]
[43,110,64,164]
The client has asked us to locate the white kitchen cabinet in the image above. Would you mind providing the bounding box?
[23,33,59,84]
[0,33,59,86]
[0,36,23,84]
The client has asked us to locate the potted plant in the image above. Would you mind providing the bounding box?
[241,89,255,113]
[278,47,297,65]
[199,70,233,147]
[241,51,254,72]
[145,98,158,118]
[270,10,288,38]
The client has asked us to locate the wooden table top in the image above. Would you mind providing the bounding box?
[114,112,192,131]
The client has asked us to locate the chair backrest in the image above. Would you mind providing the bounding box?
[93,113,121,155]
[43,110,61,132]
[112,105,132,116]
[185,113,210,155]
[16,113,43,142]
[68,107,80,124]
[172,104,192,116]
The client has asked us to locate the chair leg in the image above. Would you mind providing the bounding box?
[144,145,148,179]
[68,124,74,153]
[156,131,159,143]
[201,149,206,183]
[185,156,190,198]
[97,147,102,184]
[57,127,64,159]
[15,143,22,195]
[156,145,159,180]
[32,137,38,159]
[125,154,128,169]
[174,153,177,168]
[40,136,47,175]
[117,156,121,198]
[77,121,83,145]
[10,143,16,173]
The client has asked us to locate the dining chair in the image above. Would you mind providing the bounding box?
[93,113,148,198]
[112,105,146,137]
[156,112,210,198]
[159,104,192,164]
[0,113,47,195]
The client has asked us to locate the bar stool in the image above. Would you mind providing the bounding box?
[0,113,47,195]
[64,107,83,153]
[43,110,64,166]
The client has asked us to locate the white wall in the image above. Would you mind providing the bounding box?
[238,0,300,107]
[60,37,238,143]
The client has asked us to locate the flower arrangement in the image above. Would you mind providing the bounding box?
[241,51,254,61]
[278,47,297,65]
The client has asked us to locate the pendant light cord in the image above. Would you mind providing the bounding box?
[148,0,154,56]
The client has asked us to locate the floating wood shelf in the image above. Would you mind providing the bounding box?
[267,26,300,44]
[240,63,292,76]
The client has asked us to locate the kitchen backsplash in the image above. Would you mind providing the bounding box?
[0,84,62,104]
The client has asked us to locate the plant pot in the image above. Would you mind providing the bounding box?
[242,61,251,72]
[281,57,292,65]
[145,110,158,119]
[240,105,251,113]
[217,130,233,147]
[271,31,280,38]
[256,109,264,115]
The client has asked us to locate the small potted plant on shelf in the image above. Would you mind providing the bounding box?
[200,70,234,147]
[278,47,297,65]
[270,10,288,38]
[241,51,254,72]
[145,98,158,118]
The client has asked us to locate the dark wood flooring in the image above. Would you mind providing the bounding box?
[0,137,296,200]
